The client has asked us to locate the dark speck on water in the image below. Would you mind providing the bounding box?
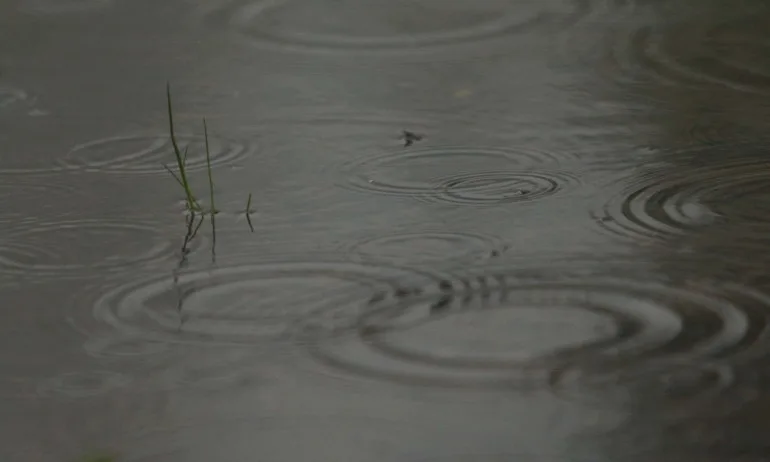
[394,286,422,298]
[429,294,453,314]
[367,291,387,305]
[4,0,770,460]
[400,130,424,147]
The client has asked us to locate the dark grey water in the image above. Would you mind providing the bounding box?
[3,0,770,460]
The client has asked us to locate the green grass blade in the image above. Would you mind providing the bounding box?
[166,82,198,210]
[162,163,184,188]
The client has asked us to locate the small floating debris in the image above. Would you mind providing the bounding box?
[399,130,423,147]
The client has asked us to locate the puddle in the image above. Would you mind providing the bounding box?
[4,0,770,460]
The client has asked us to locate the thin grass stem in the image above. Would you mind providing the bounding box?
[162,164,184,188]
[166,82,198,211]
[203,119,215,215]
[203,118,217,255]
[245,192,254,232]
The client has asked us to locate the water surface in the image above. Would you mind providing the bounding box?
[3,0,770,460]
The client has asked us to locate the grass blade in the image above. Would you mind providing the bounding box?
[162,163,184,188]
[245,192,254,232]
[166,82,198,210]
[203,118,217,258]
[246,213,254,233]
[203,119,215,215]
[191,211,205,240]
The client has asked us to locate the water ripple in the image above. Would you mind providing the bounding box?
[550,361,741,415]
[0,219,190,281]
[593,154,770,242]
[82,335,174,360]
[199,0,589,58]
[35,370,131,399]
[308,265,770,394]
[345,231,507,266]
[19,0,113,14]
[81,339,263,392]
[59,133,254,176]
[72,260,443,347]
[0,176,85,225]
[0,86,29,110]
[336,145,579,206]
[142,348,264,392]
[597,12,770,96]
[686,116,769,147]
[427,170,580,206]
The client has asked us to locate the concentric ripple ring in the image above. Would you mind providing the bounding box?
[0,219,190,280]
[338,146,578,205]
[60,133,253,176]
[78,260,443,347]
[200,0,589,57]
[308,267,770,390]
[599,13,770,96]
[426,170,578,206]
[593,157,770,242]
[346,231,506,266]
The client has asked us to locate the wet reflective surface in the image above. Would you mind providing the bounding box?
[3,0,770,460]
